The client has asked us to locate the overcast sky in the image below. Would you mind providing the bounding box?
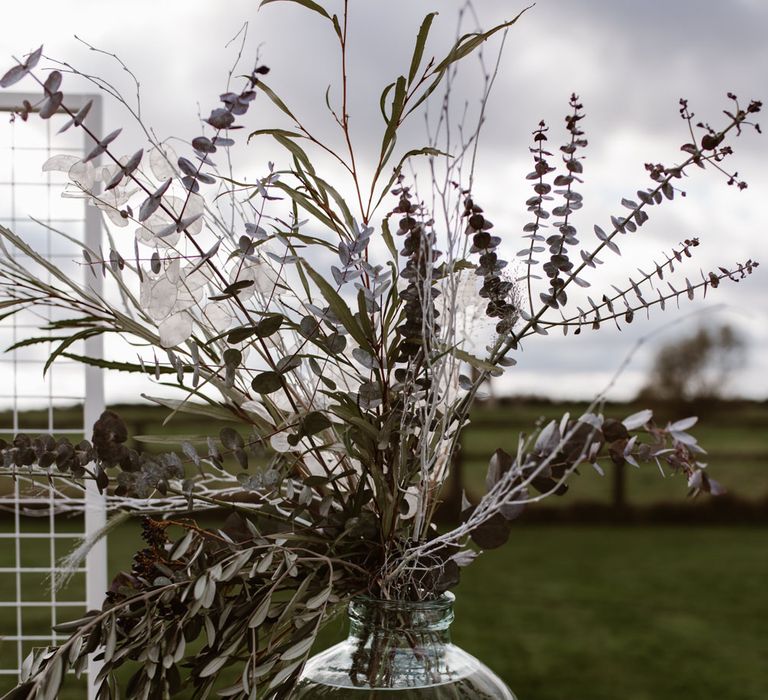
[0,0,766,405]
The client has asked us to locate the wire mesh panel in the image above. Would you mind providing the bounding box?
[0,94,105,699]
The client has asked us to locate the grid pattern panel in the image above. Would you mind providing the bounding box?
[0,95,105,698]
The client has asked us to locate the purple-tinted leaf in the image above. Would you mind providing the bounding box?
[150,251,161,274]
[105,170,124,191]
[594,225,608,241]
[197,172,216,185]
[43,70,62,94]
[470,514,512,550]
[177,157,197,178]
[181,176,199,193]
[206,108,235,130]
[194,153,216,168]
[83,128,122,162]
[122,149,143,177]
[74,99,93,126]
[138,178,171,221]
[60,99,93,133]
[212,136,235,147]
[39,91,63,119]
[605,239,621,255]
[192,136,216,154]
[24,46,43,69]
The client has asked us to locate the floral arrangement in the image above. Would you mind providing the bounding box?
[0,1,761,698]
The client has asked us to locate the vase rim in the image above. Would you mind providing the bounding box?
[351,590,455,609]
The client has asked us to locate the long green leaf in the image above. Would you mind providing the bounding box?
[378,76,407,167]
[247,128,305,142]
[5,335,67,351]
[381,218,397,260]
[45,328,106,375]
[406,7,531,120]
[301,262,371,350]
[273,133,314,173]
[259,0,331,21]
[60,352,178,374]
[141,395,241,422]
[255,81,299,122]
[271,182,336,230]
[451,347,503,376]
[408,12,438,85]
[307,173,355,232]
[433,9,529,74]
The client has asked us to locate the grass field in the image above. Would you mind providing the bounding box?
[0,523,766,698]
[0,399,766,697]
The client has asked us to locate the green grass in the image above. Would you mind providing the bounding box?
[3,522,766,698]
[0,399,766,696]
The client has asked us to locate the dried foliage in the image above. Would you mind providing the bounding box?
[0,1,761,697]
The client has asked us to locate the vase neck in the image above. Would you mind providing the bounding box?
[347,594,454,648]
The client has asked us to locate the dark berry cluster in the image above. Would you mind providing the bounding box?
[392,178,442,361]
[463,197,517,334]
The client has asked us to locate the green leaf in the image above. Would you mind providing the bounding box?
[381,218,397,260]
[406,8,530,120]
[220,427,244,450]
[450,347,503,376]
[301,411,332,436]
[141,395,241,422]
[252,371,283,394]
[5,334,68,351]
[248,595,272,628]
[378,81,396,123]
[379,76,407,168]
[259,0,331,21]
[44,328,104,376]
[301,262,371,350]
[273,133,314,174]
[408,12,438,85]
[252,81,298,122]
[132,434,209,445]
[271,182,336,231]
[247,128,305,142]
[433,9,529,74]
[60,352,178,374]
[280,635,314,661]
[307,173,355,231]
[258,314,284,338]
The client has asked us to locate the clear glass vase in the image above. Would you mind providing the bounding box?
[292,592,515,699]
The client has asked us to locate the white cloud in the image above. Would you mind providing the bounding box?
[0,0,765,403]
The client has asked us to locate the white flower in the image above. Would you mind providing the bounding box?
[158,312,192,348]
[201,302,233,333]
[149,144,178,180]
[140,259,209,347]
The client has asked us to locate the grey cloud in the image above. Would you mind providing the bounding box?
[2,0,764,400]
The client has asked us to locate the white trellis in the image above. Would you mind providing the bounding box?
[0,92,105,699]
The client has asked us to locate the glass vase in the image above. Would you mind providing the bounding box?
[292,592,515,699]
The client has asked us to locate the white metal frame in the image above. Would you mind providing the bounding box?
[0,92,105,699]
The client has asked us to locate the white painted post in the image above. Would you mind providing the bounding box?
[0,92,106,698]
[80,93,108,700]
